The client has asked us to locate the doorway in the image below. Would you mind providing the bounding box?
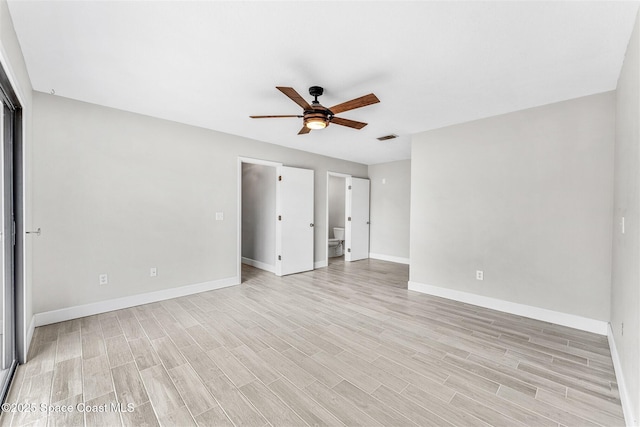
[325,172,371,266]
[327,173,347,264]
[237,158,315,279]
[241,162,277,274]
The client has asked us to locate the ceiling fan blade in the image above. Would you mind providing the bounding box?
[298,126,311,135]
[250,115,302,118]
[277,87,312,110]
[329,93,380,115]
[331,116,368,130]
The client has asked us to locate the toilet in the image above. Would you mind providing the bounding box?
[328,227,345,257]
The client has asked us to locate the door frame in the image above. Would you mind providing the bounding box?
[236,157,282,281]
[325,171,351,267]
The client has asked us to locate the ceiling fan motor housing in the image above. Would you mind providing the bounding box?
[305,87,333,128]
[304,108,331,129]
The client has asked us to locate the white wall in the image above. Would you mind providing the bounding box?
[31,92,367,316]
[0,0,33,361]
[241,163,276,270]
[328,175,345,237]
[611,9,640,426]
[410,92,615,322]
[368,160,410,262]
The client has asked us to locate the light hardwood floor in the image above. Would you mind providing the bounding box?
[0,259,625,426]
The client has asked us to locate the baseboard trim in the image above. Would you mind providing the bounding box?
[608,324,638,426]
[314,260,328,269]
[34,276,240,327]
[408,281,608,335]
[369,253,410,265]
[24,315,35,362]
[241,257,276,273]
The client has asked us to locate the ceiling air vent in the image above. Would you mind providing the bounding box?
[377,134,398,141]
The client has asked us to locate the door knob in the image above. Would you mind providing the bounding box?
[310,223,314,227]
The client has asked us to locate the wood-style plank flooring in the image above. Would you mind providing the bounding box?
[0,258,625,426]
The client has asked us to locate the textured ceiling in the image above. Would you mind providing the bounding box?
[8,1,640,165]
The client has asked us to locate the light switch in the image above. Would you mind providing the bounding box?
[216,212,224,221]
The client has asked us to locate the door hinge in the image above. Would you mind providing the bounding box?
[278,215,282,221]
[348,185,352,190]
[278,255,281,261]
[278,175,282,181]
[347,217,351,221]
[347,248,351,252]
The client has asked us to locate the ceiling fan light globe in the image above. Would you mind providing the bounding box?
[305,118,327,130]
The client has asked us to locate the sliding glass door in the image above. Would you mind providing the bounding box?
[0,68,18,399]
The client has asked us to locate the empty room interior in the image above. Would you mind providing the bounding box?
[0,1,638,426]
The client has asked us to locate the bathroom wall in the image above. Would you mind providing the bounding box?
[328,175,346,238]
[241,163,276,271]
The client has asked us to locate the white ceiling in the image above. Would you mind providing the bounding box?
[7,1,640,165]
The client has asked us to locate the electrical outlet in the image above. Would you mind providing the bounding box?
[215,212,224,221]
[476,270,484,281]
[150,267,157,277]
[99,274,108,285]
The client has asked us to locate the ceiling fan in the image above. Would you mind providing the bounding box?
[250,86,380,135]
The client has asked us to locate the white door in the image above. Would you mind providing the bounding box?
[345,177,370,261]
[276,166,314,276]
